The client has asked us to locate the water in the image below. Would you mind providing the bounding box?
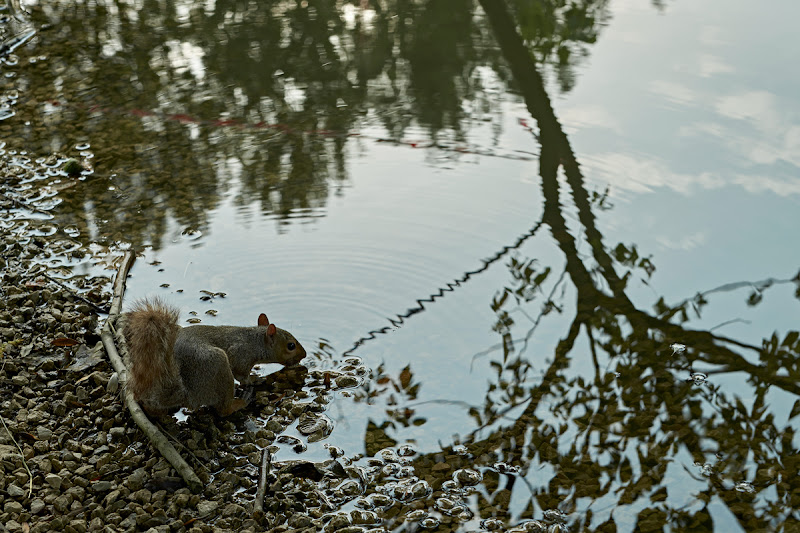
[2,0,800,531]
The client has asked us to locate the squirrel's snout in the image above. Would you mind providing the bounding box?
[293,348,307,365]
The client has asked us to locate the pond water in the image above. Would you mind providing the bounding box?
[3,0,800,531]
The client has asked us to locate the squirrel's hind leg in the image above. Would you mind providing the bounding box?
[213,383,255,417]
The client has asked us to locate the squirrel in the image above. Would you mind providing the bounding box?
[123,297,306,416]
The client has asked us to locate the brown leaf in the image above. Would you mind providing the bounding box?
[51,338,79,347]
[399,365,412,389]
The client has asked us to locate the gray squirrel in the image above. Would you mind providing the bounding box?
[123,297,305,416]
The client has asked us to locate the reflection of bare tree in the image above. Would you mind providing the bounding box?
[347,1,800,530]
[344,220,546,356]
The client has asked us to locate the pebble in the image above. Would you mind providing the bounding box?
[92,480,114,492]
[45,473,63,490]
[7,484,27,498]
[4,500,24,514]
[197,500,219,515]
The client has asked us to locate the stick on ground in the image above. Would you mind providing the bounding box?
[253,448,272,519]
[100,250,203,493]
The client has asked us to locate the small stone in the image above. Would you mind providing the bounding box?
[126,468,146,491]
[62,158,84,176]
[173,493,190,508]
[7,484,27,498]
[52,401,67,416]
[288,514,313,528]
[266,419,283,432]
[75,464,94,477]
[132,488,152,504]
[103,489,121,506]
[5,499,24,513]
[30,498,46,514]
[222,503,246,516]
[53,495,71,513]
[92,480,114,492]
[334,375,359,389]
[45,473,63,490]
[109,427,125,440]
[68,518,88,533]
[87,517,104,532]
[196,500,218,515]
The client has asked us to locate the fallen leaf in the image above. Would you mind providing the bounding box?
[52,338,79,347]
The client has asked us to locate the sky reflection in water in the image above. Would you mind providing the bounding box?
[2,0,799,530]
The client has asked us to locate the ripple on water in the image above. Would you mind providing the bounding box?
[481,518,505,531]
[419,516,440,528]
[397,443,416,457]
[522,520,548,532]
[453,467,482,486]
[62,225,80,238]
[27,223,58,237]
[688,372,708,386]
[0,107,15,121]
[180,227,203,240]
[453,444,469,455]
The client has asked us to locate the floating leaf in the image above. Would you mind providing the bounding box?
[399,365,412,389]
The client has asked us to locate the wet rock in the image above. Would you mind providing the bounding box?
[288,513,314,528]
[62,158,84,176]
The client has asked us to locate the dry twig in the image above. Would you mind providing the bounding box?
[253,448,272,518]
[100,250,203,493]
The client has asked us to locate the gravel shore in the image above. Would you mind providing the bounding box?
[1,152,548,533]
[0,154,354,533]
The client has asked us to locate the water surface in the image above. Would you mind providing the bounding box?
[3,0,800,530]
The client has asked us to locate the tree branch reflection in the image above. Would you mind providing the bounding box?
[348,1,800,530]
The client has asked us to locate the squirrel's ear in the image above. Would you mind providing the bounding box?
[258,313,270,327]
[267,323,277,336]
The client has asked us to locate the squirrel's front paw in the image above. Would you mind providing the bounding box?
[240,385,255,406]
[243,375,267,387]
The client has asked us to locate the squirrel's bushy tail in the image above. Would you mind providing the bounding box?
[124,297,181,400]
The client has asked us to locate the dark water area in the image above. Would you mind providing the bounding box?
[2,0,800,531]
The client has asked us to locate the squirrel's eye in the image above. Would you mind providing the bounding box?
[288,342,296,351]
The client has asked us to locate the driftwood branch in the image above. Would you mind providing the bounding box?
[100,250,203,493]
[253,448,272,518]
